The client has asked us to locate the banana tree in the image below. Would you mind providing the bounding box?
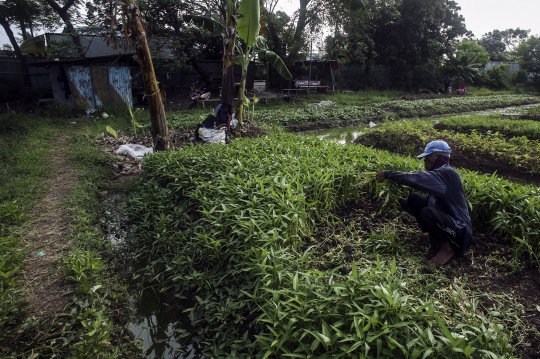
[107,0,172,150]
[235,0,291,133]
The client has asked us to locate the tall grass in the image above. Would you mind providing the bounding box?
[0,113,141,358]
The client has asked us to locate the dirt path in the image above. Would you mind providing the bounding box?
[20,135,77,317]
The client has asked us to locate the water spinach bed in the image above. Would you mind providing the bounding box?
[2,94,540,358]
[165,94,540,134]
[122,96,540,358]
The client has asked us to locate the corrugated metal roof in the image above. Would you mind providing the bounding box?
[19,33,175,59]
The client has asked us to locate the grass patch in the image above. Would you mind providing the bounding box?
[0,113,141,358]
[0,114,60,352]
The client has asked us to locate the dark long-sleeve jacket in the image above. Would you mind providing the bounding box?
[385,165,472,255]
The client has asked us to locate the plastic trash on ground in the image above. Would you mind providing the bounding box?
[116,144,153,160]
[369,121,377,128]
[86,108,97,117]
[199,128,227,144]
[308,100,335,107]
[230,114,238,130]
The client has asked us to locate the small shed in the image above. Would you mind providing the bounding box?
[46,60,132,109]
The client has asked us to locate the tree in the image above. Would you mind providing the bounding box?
[478,28,530,61]
[371,0,469,68]
[323,9,372,64]
[0,0,38,87]
[42,0,86,57]
[235,0,291,131]
[106,0,172,150]
[515,35,540,87]
[445,39,489,84]
[264,10,294,62]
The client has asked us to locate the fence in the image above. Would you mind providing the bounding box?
[0,57,52,90]
[485,61,520,72]
[0,56,254,95]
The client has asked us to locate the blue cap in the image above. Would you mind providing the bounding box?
[417,140,451,158]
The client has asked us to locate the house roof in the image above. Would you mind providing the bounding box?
[20,33,175,59]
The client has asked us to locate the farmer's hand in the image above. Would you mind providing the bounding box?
[376,171,386,182]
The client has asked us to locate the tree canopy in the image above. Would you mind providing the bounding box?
[478,28,530,61]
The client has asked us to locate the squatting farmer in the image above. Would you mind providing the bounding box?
[375,140,472,264]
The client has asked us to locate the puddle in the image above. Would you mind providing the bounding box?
[102,194,204,358]
[101,193,129,244]
[129,287,204,359]
[300,104,538,144]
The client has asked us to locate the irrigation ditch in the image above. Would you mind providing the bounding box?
[97,97,540,358]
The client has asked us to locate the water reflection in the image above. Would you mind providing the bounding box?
[129,287,205,359]
[101,193,129,244]
[300,104,538,145]
[305,126,369,144]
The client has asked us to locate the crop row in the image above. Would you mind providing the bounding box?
[254,95,540,127]
[357,120,540,175]
[434,115,540,140]
[164,95,540,132]
[521,104,540,120]
[126,133,538,358]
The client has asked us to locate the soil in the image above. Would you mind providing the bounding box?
[320,198,540,359]
[19,136,75,317]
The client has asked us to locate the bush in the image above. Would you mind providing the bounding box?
[481,64,511,90]
[512,69,529,84]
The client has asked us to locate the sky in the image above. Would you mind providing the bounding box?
[2,0,540,48]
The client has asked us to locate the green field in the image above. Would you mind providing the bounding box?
[1,93,539,358]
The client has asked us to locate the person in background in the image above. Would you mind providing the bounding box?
[444,76,452,95]
[219,64,236,130]
[375,140,472,264]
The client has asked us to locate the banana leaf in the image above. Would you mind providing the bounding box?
[182,15,223,36]
[258,50,292,80]
[237,0,260,48]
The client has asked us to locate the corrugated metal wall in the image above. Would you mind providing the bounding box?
[131,61,254,91]
[49,65,132,109]
[0,57,51,89]
[2,57,254,94]
[485,61,520,72]
[107,66,132,108]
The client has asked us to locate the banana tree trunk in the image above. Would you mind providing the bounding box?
[236,65,248,132]
[222,0,237,81]
[123,0,172,150]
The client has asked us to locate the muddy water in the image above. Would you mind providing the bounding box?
[128,287,204,359]
[102,196,204,359]
[299,104,537,144]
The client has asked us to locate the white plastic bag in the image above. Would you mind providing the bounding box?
[199,128,227,144]
[116,144,153,159]
[230,114,238,130]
